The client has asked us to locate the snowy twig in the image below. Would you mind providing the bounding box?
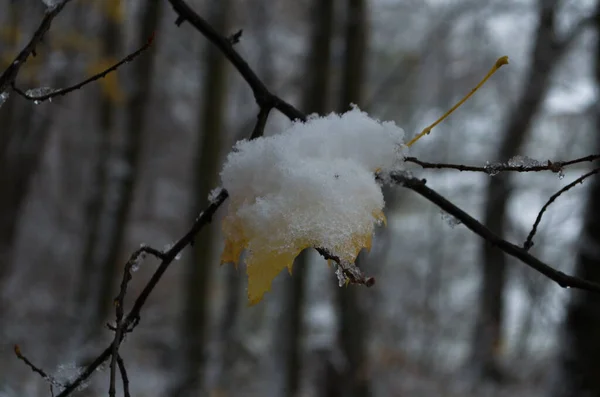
[55,189,229,397]
[405,154,600,174]
[12,33,155,104]
[14,345,64,390]
[523,167,600,250]
[0,0,73,92]
[392,173,600,294]
[315,248,375,287]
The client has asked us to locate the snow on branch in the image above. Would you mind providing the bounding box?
[220,108,406,303]
[14,1,600,395]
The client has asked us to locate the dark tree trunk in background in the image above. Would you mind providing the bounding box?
[550,4,600,396]
[170,1,232,395]
[0,3,26,296]
[76,1,161,337]
[273,0,335,396]
[336,0,370,396]
[75,2,122,335]
[93,0,162,329]
[0,3,62,311]
[472,0,565,380]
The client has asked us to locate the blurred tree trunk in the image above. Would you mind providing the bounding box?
[0,3,58,309]
[76,1,161,335]
[472,0,563,380]
[170,1,231,396]
[75,1,122,335]
[550,4,600,396]
[336,0,370,396]
[272,1,335,396]
[92,0,162,328]
[0,2,25,294]
[211,1,276,392]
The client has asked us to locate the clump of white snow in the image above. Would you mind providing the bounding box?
[220,106,407,263]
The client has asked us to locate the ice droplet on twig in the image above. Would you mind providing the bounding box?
[440,210,462,228]
[507,155,542,168]
[208,187,223,202]
[335,265,347,287]
[26,86,58,103]
[0,91,9,108]
[484,161,503,176]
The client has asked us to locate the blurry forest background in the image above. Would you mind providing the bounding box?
[1,0,600,396]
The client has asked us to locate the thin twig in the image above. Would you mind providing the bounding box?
[315,248,375,287]
[117,355,130,397]
[167,0,305,122]
[523,167,600,250]
[393,173,600,294]
[405,154,600,174]
[14,345,64,390]
[56,189,229,397]
[12,33,155,103]
[0,0,73,92]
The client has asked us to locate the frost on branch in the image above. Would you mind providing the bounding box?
[219,107,407,304]
[0,91,9,108]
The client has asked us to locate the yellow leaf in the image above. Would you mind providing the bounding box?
[220,204,384,305]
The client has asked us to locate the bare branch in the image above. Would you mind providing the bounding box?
[55,189,229,397]
[392,173,600,294]
[14,345,64,390]
[0,0,73,92]
[166,0,305,123]
[405,154,600,174]
[555,10,599,52]
[117,355,130,397]
[523,167,600,250]
[12,34,155,104]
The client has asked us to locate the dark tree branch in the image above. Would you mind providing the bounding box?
[166,0,305,122]
[17,2,600,396]
[0,0,73,92]
[315,247,375,287]
[523,167,600,250]
[55,189,228,397]
[555,10,599,52]
[405,154,600,174]
[392,173,600,294]
[108,247,152,397]
[14,345,64,390]
[117,355,130,397]
[12,34,155,103]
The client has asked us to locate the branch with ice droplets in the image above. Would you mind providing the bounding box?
[405,56,509,147]
[53,189,228,397]
[523,167,600,251]
[405,154,600,175]
[393,173,600,294]
[0,0,73,92]
[12,33,155,104]
[14,345,65,392]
